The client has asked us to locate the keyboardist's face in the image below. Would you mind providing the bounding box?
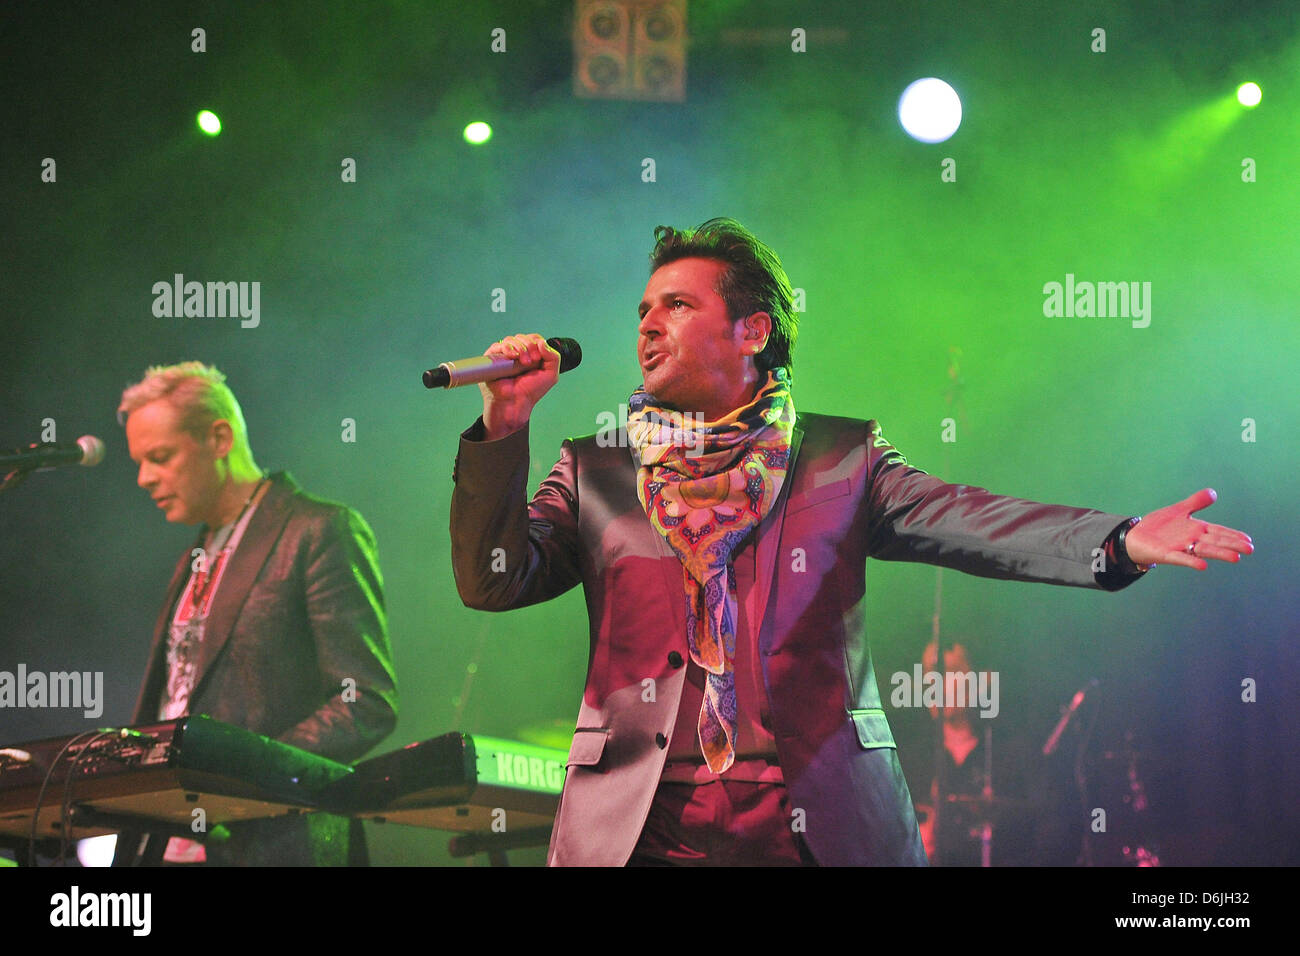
[126,399,226,527]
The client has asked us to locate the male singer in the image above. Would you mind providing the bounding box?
[448,218,1252,866]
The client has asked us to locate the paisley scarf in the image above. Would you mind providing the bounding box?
[626,368,794,773]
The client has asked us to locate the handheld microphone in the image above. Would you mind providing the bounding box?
[0,436,105,471]
[422,337,582,389]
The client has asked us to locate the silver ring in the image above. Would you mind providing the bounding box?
[1186,541,1197,555]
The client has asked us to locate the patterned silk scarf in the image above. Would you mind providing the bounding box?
[626,368,795,773]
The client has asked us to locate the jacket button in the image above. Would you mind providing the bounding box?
[667,651,684,668]
[655,733,667,749]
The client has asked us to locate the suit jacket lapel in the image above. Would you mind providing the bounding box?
[752,413,804,653]
[191,473,296,700]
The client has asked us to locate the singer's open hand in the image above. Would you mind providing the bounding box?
[1124,488,1254,570]
[481,333,561,440]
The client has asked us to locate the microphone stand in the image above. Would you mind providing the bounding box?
[980,723,994,867]
[453,619,492,731]
[929,347,967,866]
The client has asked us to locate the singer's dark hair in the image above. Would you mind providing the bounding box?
[649,218,798,377]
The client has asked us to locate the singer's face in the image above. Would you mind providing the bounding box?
[637,257,759,420]
[126,400,225,526]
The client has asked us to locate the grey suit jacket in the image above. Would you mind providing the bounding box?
[450,412,1137,866]
[118,472,397,866]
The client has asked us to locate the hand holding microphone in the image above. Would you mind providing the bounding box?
[422,334,581,440]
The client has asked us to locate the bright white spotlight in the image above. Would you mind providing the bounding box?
[463,121,493,145]
[898,78,963,144]
[196,109,222,136]
[1236,82,1261,108]
[76,834,118,867]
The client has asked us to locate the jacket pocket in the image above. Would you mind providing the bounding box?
[850,708,897,750]
[785,478,851,517]
[566,727,610,769]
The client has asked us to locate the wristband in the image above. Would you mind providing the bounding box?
[1117,516,1154,573]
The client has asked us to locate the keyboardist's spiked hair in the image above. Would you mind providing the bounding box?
[649,217,798,378]
[118,361,253,461]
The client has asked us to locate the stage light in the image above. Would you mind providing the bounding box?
[196,110,222,136]
[76,835,117,867]
[898,77,962,144]
[463,121,493,145]
[1236,82,1262,108]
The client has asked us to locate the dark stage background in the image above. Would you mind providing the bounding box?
[2,0,1296,866]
